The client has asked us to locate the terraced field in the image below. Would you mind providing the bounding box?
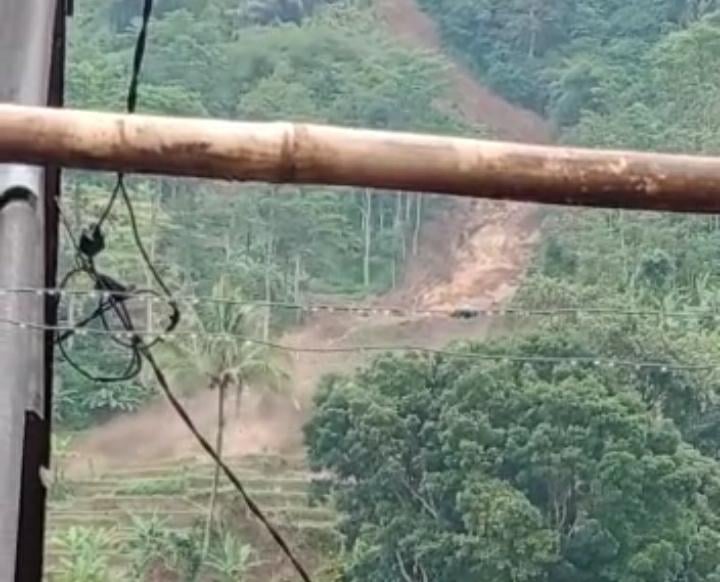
[45,454,338,580]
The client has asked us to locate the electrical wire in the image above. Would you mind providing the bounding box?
[8,286,720,321]
[53,0,313,577]
[6,316,714,373]
[94,0,154,230]
[126,0,153,115]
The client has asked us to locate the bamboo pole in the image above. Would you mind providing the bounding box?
[3,104,720,212]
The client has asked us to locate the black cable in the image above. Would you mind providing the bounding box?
[56,279,314,578]
[63,0,177,353]
[55,264,143,381]
[58,336,141,383]
[126,0,154,115]
[118,179,180,334]
[95,0,153,229]
[53,0,314,578]
[95,178,123,232]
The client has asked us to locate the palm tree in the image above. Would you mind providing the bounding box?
[158,275,289,557]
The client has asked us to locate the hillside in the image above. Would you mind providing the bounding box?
[47,454,335,580]
[50,0,551,579]
[51,0,720,580]
[301,2,720,581]
[376,0,552,142]
[63,0,550,466]
[409,0,720,324]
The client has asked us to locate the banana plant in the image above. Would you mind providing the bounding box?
[53,526,115,582]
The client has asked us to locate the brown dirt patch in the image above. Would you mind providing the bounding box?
[66,0,551,472]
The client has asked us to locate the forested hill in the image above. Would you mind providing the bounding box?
[58,1,720,580]
[58,0,470,427]
[410,0,720,314]
[303,2,720,581]
[417,0,720,141]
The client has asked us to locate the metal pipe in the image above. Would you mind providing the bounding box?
[1,105,720,212]
[0,2,56,580]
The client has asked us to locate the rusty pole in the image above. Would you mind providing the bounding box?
[1,104,720,213]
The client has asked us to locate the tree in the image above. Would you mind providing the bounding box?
[159,275,289,550]
[362,190,373,288]
[305,337,720,581]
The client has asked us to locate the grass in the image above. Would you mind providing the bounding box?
[115,475,189,496]
[45,453,340,580]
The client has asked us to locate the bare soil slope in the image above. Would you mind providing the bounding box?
[67,0,551,474]
[375,0,552,143]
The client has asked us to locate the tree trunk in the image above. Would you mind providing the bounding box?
[293,253,302,322]
[67,293,76,350]
[234,377,246,418]
[72,180,82,230]
[379,197,385,231]
[146,193,159,334]
[528,2,538,58]
[263,232,273,341]
[293,253,302,302]
[203,377,227,558]
[618,210,629,287]
[226,207,236,263]
[395,193,406,262]
[412,193,422,256]
[141,194,159,385]
[395,192,403,226]
[363,189,372,288]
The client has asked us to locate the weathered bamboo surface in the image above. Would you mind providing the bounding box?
[2,104,720,213]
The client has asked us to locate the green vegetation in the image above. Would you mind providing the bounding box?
[50,514,253,580]
[46,457,335,580]
[125,515,208,580]
[59,0,720,579]
[58,0,466,429]
[115,475,189,496]
[307,334,720,580]
[125,514,173,578]
[417,0,720,133]
[204,532,254,581]
[52,527,115,582]
[303,1,720,581]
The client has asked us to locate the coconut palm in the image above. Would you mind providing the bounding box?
[158,275,290,556]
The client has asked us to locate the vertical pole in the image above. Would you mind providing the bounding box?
[0,188,42,582]
[15,2,66,579]
[0,1,63,581]
[363,189,372,288]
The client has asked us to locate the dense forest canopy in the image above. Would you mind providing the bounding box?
[307,337,720,580]
[417,0,720,136]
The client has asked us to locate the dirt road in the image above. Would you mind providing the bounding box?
[66,0,552,473]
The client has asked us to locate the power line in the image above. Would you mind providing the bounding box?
[53,0,313,578]
[6,287,720,321]
[3,316,713,373]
